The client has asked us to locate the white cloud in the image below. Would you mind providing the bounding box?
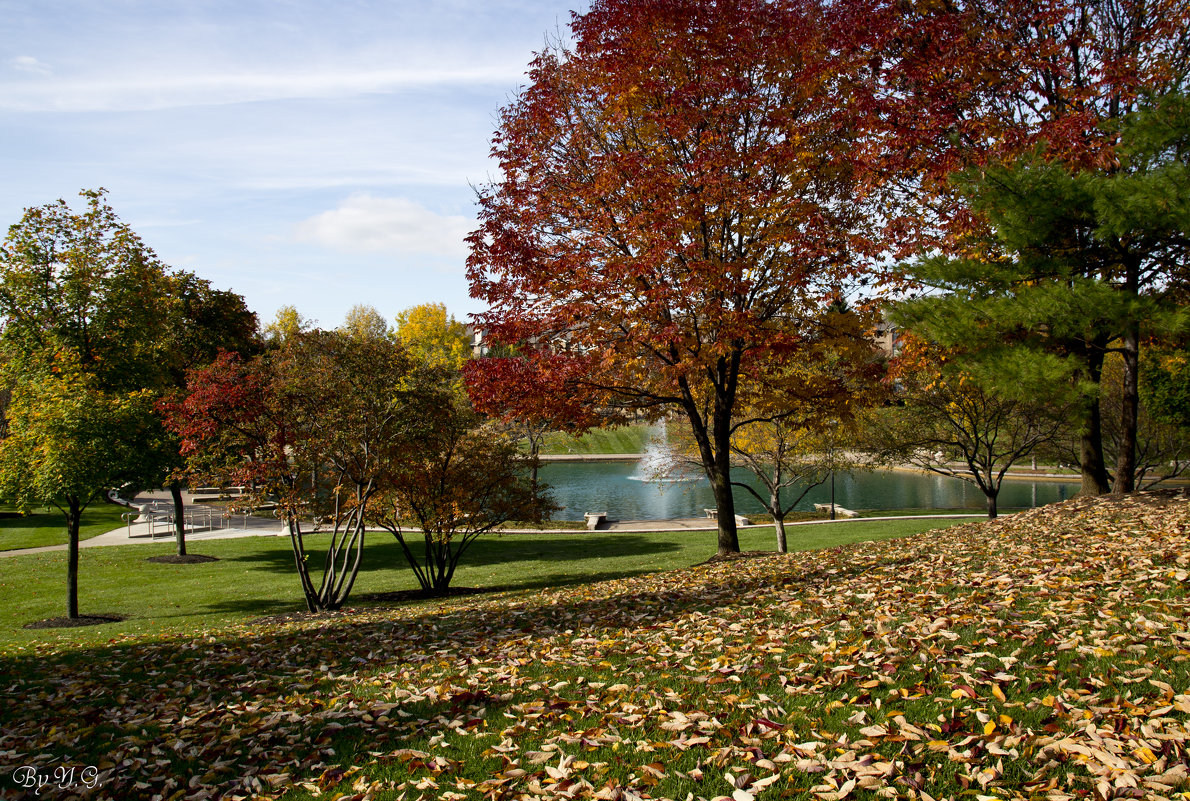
[296,195,473,260]
[8,56,52,76]
[0,64,527,113]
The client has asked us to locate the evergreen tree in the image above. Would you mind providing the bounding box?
[896,94,1190,494]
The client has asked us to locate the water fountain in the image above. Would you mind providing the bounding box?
[629,420,700,484]
[538,420,1077,521]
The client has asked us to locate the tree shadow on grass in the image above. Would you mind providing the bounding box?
[191,568,666,621]
[217,532,684,577]
[92,536,680,624]
[23,614,126,629]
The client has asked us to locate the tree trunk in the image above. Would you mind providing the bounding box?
[985,489,998,520]
[707,463,739,554]
[67,495,81,619]
[169,482,187,557]
[1079,346,1112,495]
[1114,326,1140,494]
[288,517,320,613]
[431,541,452,596]
[710,407,739,555]
[1114,257,1141,495]
[773,511,788,554]
[1080,406,1112,495]
[678,373,739,556]
[529,436,541,496]
[712,361,741,555]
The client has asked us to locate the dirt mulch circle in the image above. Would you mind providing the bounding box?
[145,554,220,564]
[250,609,358,626]
[696,549,781,566]
[24,614,126,630]
[358,586,491,604]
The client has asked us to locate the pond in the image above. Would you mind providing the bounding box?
[538,459,1077,521]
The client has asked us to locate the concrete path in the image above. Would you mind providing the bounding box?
[0,490,289,558]
[0,517,288,557]
[538,453,642,462]
[0,520,289,557]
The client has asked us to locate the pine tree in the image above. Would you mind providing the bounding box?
[896,94,1190,494]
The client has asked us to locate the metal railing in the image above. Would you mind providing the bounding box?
[125,503,220,539]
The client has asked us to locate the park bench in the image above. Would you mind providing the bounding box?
[814,503,859,518]
[703,508,753,526]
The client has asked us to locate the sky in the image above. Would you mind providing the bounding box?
[0,0,586,330]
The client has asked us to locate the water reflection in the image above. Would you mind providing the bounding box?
[539,460,1076,521]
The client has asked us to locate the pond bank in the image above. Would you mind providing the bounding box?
[538,451,1089,482]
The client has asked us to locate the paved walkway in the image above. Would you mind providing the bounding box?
[0,490,289,558]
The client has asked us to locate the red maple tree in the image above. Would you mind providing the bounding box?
[159,350,340,611]
[463,352,608,490]
[468,0,889,554]
[158,351,284,497]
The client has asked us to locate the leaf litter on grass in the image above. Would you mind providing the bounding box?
[0,490,1187,800]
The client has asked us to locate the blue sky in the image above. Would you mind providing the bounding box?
[0,0,584,329]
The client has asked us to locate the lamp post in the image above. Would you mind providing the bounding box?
[830,466,836,520]
[828,420,837,520]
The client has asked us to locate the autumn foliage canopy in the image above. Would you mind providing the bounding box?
[467,0,892,553]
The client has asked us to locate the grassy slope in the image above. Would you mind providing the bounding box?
[538,423,654,455]
[0,518,963,651]
[1,495,1186,800]
[0,501,129,551]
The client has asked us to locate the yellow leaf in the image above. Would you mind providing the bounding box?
[1133,747,1157,764]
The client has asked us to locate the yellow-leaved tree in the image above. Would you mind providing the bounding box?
[340,304,391,342]
[394,302,471,375]
[263,305,313,346]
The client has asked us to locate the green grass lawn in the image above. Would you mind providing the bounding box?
[538,423,654,455]
[857,507,986,516]
[0,517,966,652]
[0,501,129,551]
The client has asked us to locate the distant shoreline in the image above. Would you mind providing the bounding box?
[538,453,642,462]
[534,455,1181,485]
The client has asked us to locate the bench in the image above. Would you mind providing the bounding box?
[704,508,752,526]
[584,512,607,531]
[814,503,859,518]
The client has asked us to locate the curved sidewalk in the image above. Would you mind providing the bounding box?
[0,488,290,558]
[0,514,288,557]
